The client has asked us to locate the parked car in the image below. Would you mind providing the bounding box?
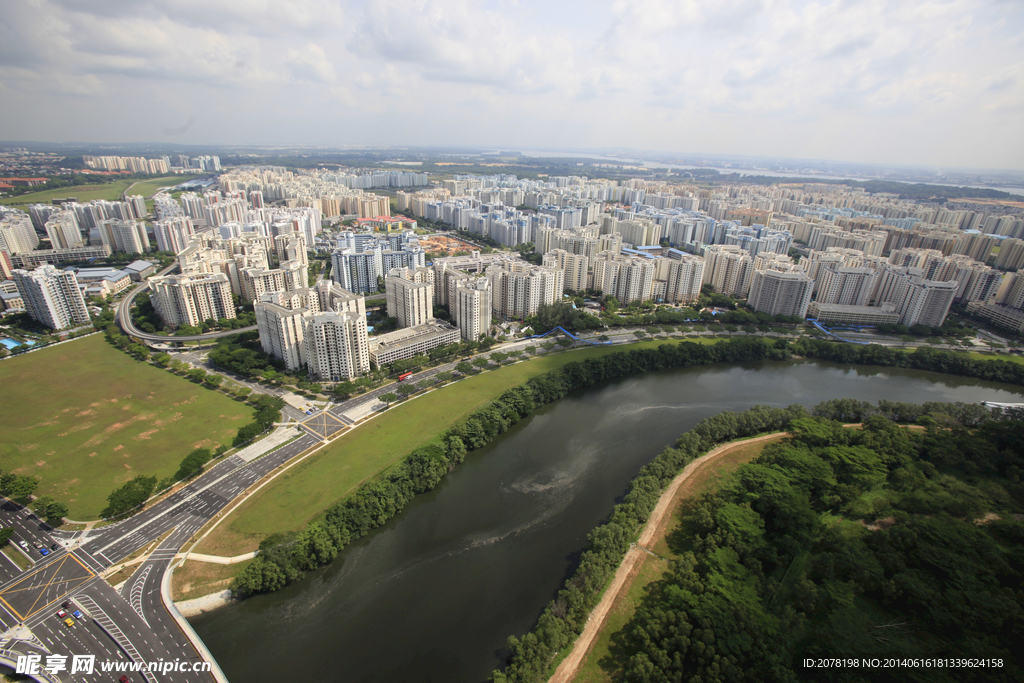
[38,547,49,556]
[72,610,82,619]
[63,617,74,628]
[50,543,60,551]
[56,609,67,618]
[62,600,71,609]
[17,540,28,549]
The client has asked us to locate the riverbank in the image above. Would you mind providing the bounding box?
[552,433,785,683]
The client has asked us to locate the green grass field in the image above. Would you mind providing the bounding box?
[0,335,253,519]
[0,175,198,209]
[198,338,724,555]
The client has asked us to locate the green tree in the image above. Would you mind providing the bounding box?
[0,528,13,548]
[379,392,397,406]
[44,502,68,525]
[0,473,39,499]
[102,475,158,518]
[175,448,213,480]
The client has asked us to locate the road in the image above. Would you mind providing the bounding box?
[115,266,258,344]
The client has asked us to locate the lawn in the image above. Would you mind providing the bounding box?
[0,335,253,520]
[197,337,725,556]
[126,175,201,198]
[0,175,197,209]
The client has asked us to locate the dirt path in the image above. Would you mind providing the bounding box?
[547,432,786,683]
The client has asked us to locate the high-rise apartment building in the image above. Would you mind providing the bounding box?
[453,276,492,341]
[44,211,83,249]
[99,218,150,254]
[663,255,705,304]
[153,217,195,254]
[304,312,371,381]
[543,249,590,293]
[814,267,876,306]
[899,279,958,327]
[254,299,310,372]
[702,245,753,297]
[12,265,90,329]
[149,272,235,329]
[592,252,656,305]
[747,270,814,318]
[385,267,434,328]
[0,212,40,255]
[486,261,564,319]
[995,238,1024,272]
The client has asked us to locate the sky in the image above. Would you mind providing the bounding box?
[1,0,1022,170]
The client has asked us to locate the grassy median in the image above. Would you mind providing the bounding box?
[0,335,252,519]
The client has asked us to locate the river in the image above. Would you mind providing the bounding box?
[190,359,1024,682]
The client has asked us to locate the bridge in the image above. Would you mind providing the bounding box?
[523,326,613,345]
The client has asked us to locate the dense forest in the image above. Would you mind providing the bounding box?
[607,413,1023,683]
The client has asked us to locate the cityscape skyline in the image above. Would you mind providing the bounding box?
[1,1,1022,170]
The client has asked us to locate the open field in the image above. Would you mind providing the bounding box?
[0,335,253,520]
[196,337,725,556]
[0,175,197,209]
[571,436,781,683]
[126,175,201,198]
[172,558,253,601]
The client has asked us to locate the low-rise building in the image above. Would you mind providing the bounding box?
[368,320,460,366]
[807,302,900,326]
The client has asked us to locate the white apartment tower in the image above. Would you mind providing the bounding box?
[0,212,40,254]
[254,299,310,372]
[486,262,564,319]
[814,267,876,306]
[99,218,150,254]
[304,312,371,381]
[747,270,814,318]
[44,211,83,249]
[543,249,590,293]
[12,265,90,329]
[703,245,754,297]
[153,217,195,254]
[899,279,958,327]
[149,272,236,329]
[454,277,492,341]
[385,267,434,328]
[592,253,656,305]
[664,256,705,304]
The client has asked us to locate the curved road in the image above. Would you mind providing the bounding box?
[115,264,258,343]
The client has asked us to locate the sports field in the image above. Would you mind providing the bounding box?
[197,337,726,556]
[0,335,253,520]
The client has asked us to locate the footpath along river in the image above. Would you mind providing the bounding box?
[191,359,1024,682]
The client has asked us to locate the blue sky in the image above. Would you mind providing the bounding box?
[0,0,1021,169]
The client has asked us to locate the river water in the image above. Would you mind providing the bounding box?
[191,360,1024,682]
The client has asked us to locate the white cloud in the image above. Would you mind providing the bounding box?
[0,0,1020,168]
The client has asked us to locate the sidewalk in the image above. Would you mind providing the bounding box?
[234,426,301,463]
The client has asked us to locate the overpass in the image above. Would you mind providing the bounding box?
[116,263,258,343]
